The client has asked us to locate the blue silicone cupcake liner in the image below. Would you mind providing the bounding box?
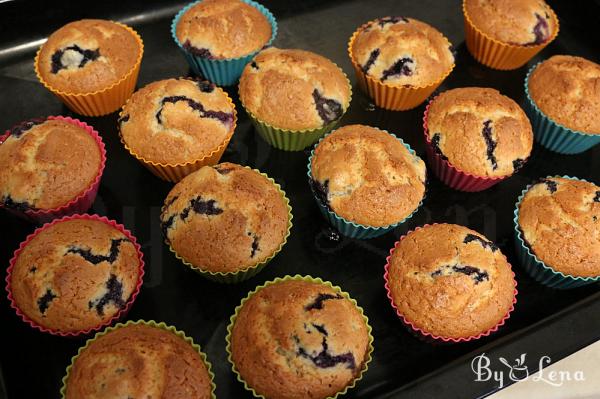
[513,175,600,289]
[171,0,277,86]
[307,128,426,239]
[524,64,600,154]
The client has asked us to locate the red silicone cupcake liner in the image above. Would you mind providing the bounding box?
[5,214,145,338]
[383,223,518,344]
[0,116,106,224]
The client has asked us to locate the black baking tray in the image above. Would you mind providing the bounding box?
[1,1,599,398]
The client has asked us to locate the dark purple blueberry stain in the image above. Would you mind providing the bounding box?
[29,266,37,274]
[431,264,489,284]
[305,292,343,311]
[117,114,130,125]
[463,234,499,252]
[309,178,330,210]
[381,57,414,81]
[88,274,126,316]
[182,40,214,59]
[250,61,259,70]
[482,120,498,170]
[593,191,600,203]
[361,48,380,74]
[179,196,223,221]
[250,235,260,258]
[528,13,549,45]
[430,133,448,161]
[37,289,56,314]
[1,195,33,212]
[311,323,328,336]
[513,158,525,171]
[213,165,234,175]
[51,45,100,74]
[539,178,558,194]
[164,195,179,208]
[155,95,233,128]
[197,80,214,93]
[161,214,176,242]
[294,335,356,370]
[9,119,43,138]
[67,238,130,265]
[377,16,408,28]
[312,90,343,125]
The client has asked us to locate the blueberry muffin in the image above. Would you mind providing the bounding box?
[175,0,272,60]
[310,125,426,227]
[0,119,101,212]
[351,17,454,87]
[427,87,533,177]
[239,48,351,131]
[229,279,371,399]
[64,323,213,398]
[9,218,141,333]
[518,177,600,277]
[160,163,290,274]
[386,224,515,339]
[119,78,236,165]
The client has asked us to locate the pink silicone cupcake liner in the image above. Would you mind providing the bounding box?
[0,116,106,224]
[383,223,518,344]
[5,214,145,338]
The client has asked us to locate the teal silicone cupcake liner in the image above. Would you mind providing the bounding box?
[171,0,277,86]
[513,175,600,289]
[524,64,600,154]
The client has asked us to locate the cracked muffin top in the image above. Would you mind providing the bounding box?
[160,163,289,273]
[351,17,454,87]
[518,177,600,277]
[464,0,557,46]
[427,87,533,178]
[0,119,101,211]
[310,125,426,227]
[528,55,600,134]
[119,78,236,165]
[239,48,351,131]
[10,218,141,333]
[176,0,272,60]
[65,324,213,399]
[230,279,370,399]
[387,224,515,339]
[37,19,141,94]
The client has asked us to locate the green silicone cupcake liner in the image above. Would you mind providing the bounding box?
[524,64,600,154]
[171,0,278,86]
[513,175,600,289]
[225,275,374,399]
[60,320,216,398]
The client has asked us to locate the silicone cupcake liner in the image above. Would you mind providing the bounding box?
[165,166,292,283]
[60,320,216,398]
[34,23,144,117]
[225,275,374,399]
[5,214,145,337]
[171,0,278,86]
[384,223,518,343]
[118,86,238,182]
[463,1,559,70]
[347,20,455,111]
[0,116,106,223]
[513,176,600,289]
[307,128,426,239]
[523,64,600,154]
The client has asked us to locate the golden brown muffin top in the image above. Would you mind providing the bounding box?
[310,125,426,227]
[387,224,515,339]
[464,0,557,45]
[239,48,351,131]
[37,19,141,94]
[528,55,600,134]
[518,177,600,277]
[160,163,289,273]
[231,279,370,399]
[10,219,140,333]
[0,119,101,210]
[119,78,236,165]
[427,87,533,177]
[65,324,213,399]
[176,0,272,59]
[351,17,454,86]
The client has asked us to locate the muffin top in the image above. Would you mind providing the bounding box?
[310,125,426,227]
[230,279,370,399]
[0,119,101,211]
[427,87,533,177]
[65,324,213,399]
[351,17,454,86]
[239,48,351,131]
[176,0,272,60]
[160,163,289,273]
[37,19,141,93]
[528,55,600,134]
[464,0,557,46]
[387,224,515,339]
[518,177,600,277]
[10,218,140,333]
[119,78,236,165]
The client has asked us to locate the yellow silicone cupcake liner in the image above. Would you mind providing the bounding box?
[463,0,559,70]
[60,320,216,398]
[118,86,237,183]
[225,275,374,399]
[34,22,144,117]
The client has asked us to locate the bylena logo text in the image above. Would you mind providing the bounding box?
[471,353,585,388]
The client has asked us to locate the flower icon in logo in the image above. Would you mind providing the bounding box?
[499,353,529,381]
